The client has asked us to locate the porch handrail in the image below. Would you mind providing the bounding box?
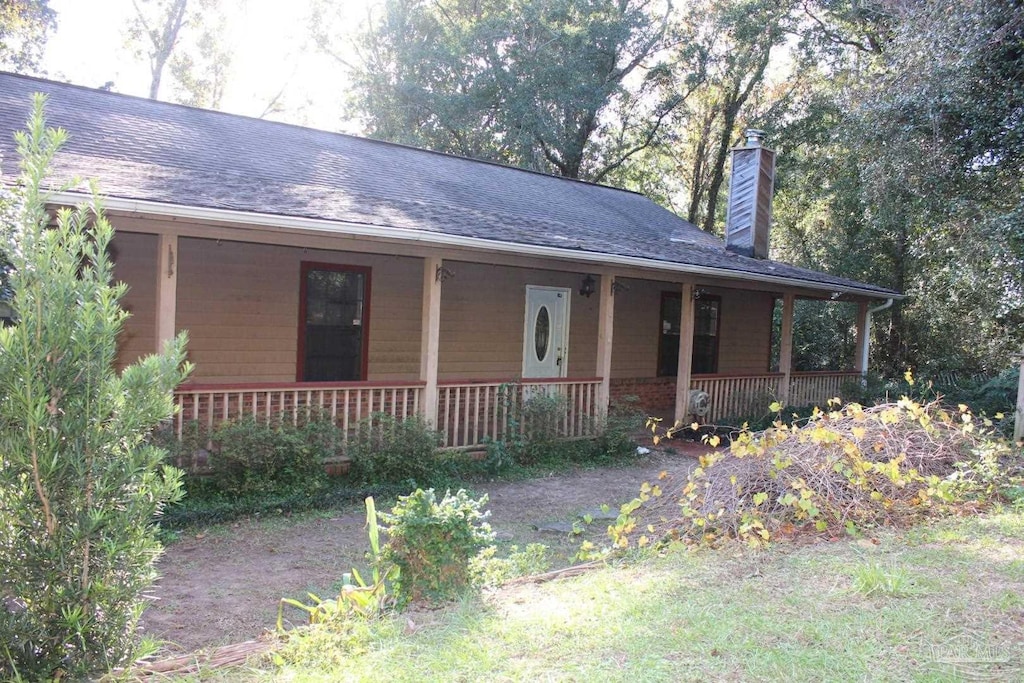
[172,377,603,450]
[177,380,426,391]
[173,381,425,440]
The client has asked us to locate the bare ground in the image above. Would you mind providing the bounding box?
[139,446,703,653]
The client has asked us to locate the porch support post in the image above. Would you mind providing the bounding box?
[595,273,615,421]
[420,256,442,426]
[1014,348,1024,443]
[673,282,696,426]
[155,233,178,350]
[854,301,870,375]
[778,293,795,407]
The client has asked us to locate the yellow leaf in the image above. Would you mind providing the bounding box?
[904,369,915,385]
[637,536,649,547]
[995,412,1004,420]
[958,404,969,413]
[851,426,866,440]
[658,470,668,480]
[769,401,783,413]
[653,435,661,445]
[690,422,699,431]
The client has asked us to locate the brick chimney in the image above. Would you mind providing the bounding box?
[725,129,775,259]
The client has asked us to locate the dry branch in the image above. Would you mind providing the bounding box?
[129,638,274,677]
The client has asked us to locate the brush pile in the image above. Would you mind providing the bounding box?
[621,398,1017,547]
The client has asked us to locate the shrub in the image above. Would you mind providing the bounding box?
[483,392,643,473]
[955,367,1019,436]
[516,391,566,464]
[470,543,550,588]
[347,413,443,486]
[380,488,494,604]
[150,419,209,472]
[0,98,190,679]
[207,415,333,497]
[585,397,644,463]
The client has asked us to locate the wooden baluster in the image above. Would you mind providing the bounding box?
[341,389,350,442]
[457,387,467,448]
[441,387,451,447]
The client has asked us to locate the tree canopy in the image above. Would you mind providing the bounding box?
[333,0,1023,375]
[0,0,55,73]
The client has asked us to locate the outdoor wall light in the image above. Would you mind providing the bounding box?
[435,265,455,282]
[579,274,596,297]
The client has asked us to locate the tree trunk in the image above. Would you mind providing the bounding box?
[144,0,189,99]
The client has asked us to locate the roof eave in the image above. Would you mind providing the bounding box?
[46,190,904,301]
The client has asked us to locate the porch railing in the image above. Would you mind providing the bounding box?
[171,372,860,448]
[437,378,602,448]
[173,381,425,442]
[691,373,784,424]
[690,371,862,423]
[173,377,602,450]
[788,371,862,408]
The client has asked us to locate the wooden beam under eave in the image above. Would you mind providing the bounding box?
[595,273,615,421]
[673,282,696,426]
[778,293,795,406]
[420,256,443,426]
[155,233,178,350]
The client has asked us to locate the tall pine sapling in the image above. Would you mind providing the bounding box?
[0,94,191,680]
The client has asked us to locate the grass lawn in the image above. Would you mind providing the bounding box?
[190,508,1024,682]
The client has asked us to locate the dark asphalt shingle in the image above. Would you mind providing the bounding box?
[0,72,898,297]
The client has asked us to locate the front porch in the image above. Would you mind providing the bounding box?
[108,223,884,451]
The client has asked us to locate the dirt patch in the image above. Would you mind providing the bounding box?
[140,446,704,653]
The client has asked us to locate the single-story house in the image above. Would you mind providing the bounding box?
[0,72,901,448]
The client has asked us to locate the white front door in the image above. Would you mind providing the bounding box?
[523,286,570,378]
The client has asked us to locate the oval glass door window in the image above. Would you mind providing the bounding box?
[534,305,551,361]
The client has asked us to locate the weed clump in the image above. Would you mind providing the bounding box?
[381,488,494,604]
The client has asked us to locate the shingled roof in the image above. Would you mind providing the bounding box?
[0,72,897,298]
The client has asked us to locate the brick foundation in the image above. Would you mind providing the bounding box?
[610,377,676,413]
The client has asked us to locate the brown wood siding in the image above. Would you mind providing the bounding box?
[106,215,772,384]
[438,262,598,380]
[610,278,663,379]
[712,288,774,373]
[171,238,422,382]
[111,232,157,371]
[610,281,774,379]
